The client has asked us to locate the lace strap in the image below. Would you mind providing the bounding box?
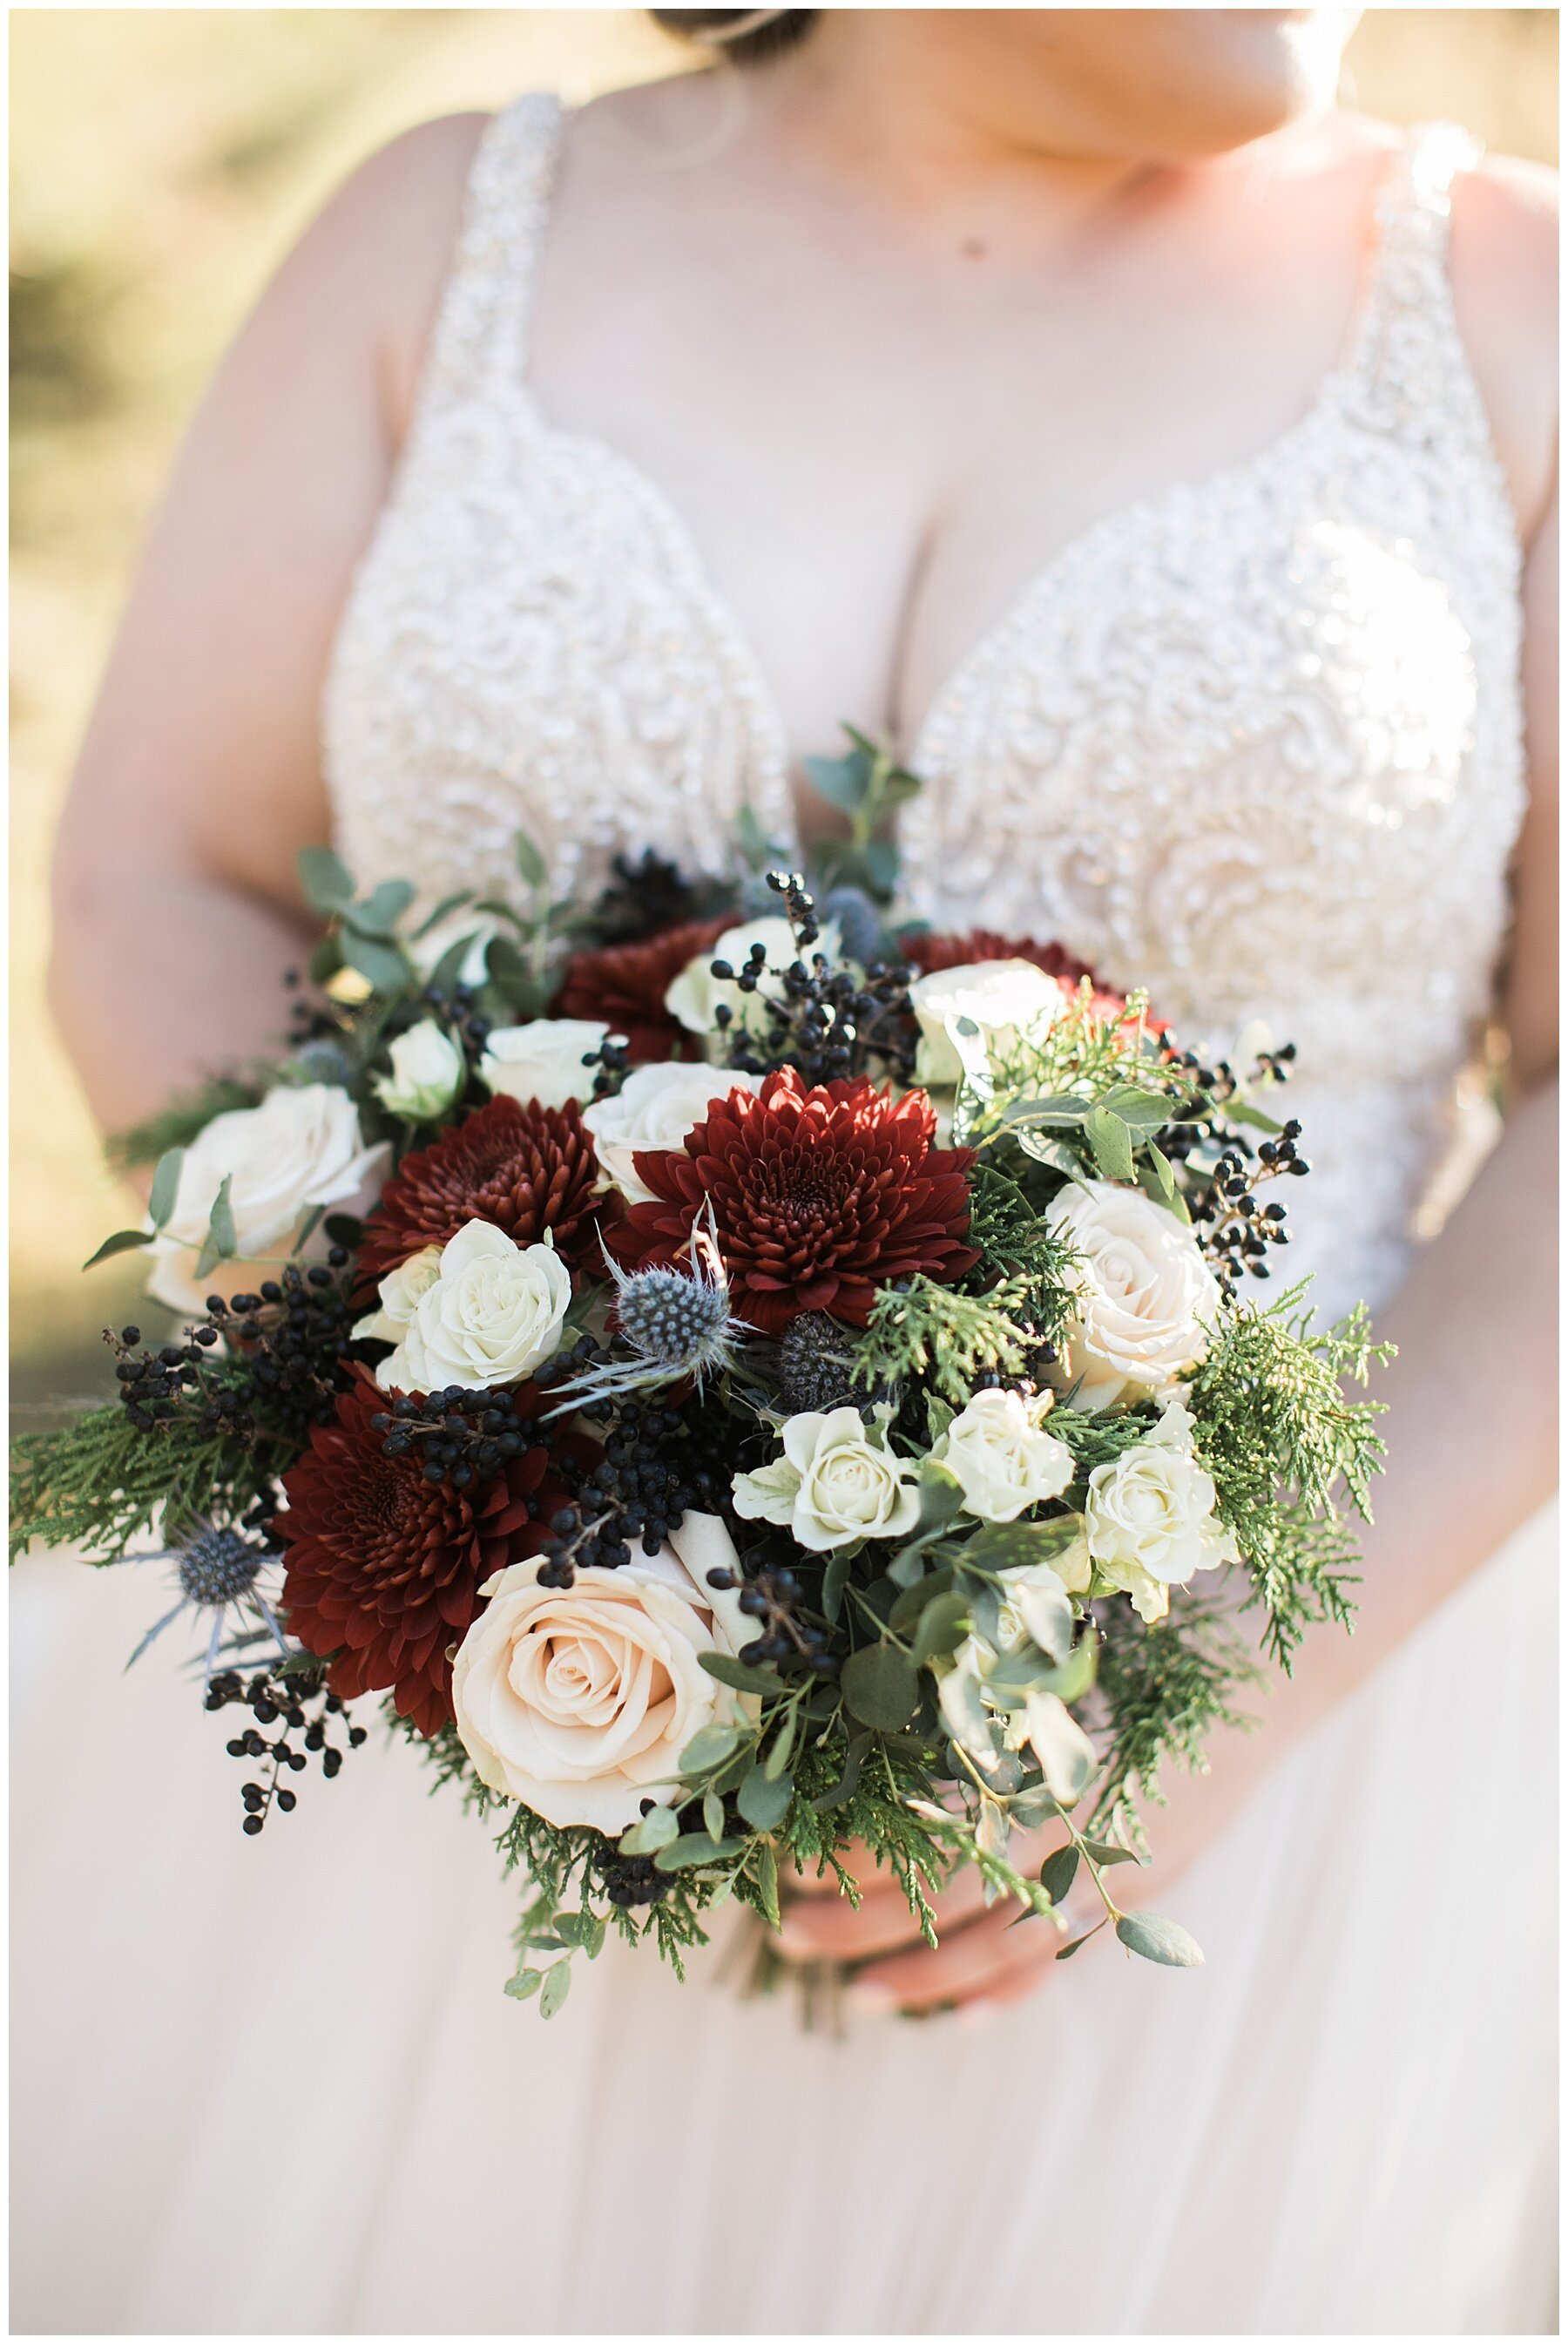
[1345,120,1484,435]
[413,91,565,418]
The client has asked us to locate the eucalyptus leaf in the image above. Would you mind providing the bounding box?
[653,1832,745,1873]
[409,888,475,939]
[538,1961,573,2017]
[889,1566,951,1637]
[147,1147,184,1233]
[811,1731,870,1812]
[679,1722,748,1776]
[763,1708,797,1779]
[513,828,549,889]
[1013,1131,1085,1175]
[345,878,416,938]
[914,1458,965,1535]
[839,1643,919,1733]
[81,1228,155,1271]
[737,1765,794,1832]
[618,1805,679,1856]
[1036,1633,1098,1706]
[341,929,412,996]
[756,1839,782,1931]
[912,1589,971,1668]
[1001,1094,1091,1130]
[1227,1095,1286,1135]
[1056,1920,1107,1961]
[801,747,873,815]
[308,934,342,986]
[1098,1084,1173,1130]
[297,844,355,913]
[699,1653,785,1699]
[1116,1911,1206,1968]
[1040,1845,1080,1906]
[1084,1104,1136,1183]
[207,1174,237,1262]
[821,1546,852,1626]
[504,1968,543,2002]
[702,1789,725,1840]
[428,931,483,998]
[1083,1837,1142,1867]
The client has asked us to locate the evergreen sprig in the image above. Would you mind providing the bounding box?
[10,1394,274,1561]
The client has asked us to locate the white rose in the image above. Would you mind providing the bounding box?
[480,1020,615,1111]
[581,1062,764,1206]
[732,1406,922,1552]
[375,1220,571,1393]
[1085,1401,1240,1623]
[664,917,841,1040]
[907,959,1064,1087]
[1048,1178,1223,1411]
[932,1388,1073,1523]
[351,1244,442,1347]
[451,1514,752,1832]
[145,1084,389,1316]
[372,1019,465,1122]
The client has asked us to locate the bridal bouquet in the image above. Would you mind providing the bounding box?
[15,739,1389,2012]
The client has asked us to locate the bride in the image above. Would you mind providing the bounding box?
[24,8,1556,2333]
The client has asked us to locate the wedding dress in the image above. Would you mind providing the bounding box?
[11,100,1555,2335]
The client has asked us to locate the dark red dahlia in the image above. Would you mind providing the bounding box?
[279,1372,576,1736]
[902,929,1099,988]
[555,918,729,1065]
[606,1068,978,1335]
[356,1096,608,1288]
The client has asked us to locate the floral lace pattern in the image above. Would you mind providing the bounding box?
[325,101,1524,1326]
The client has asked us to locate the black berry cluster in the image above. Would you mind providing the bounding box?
[370,1388,533,1488]
[713,871,919,1086]
[705,1558,837,1677]
[585,848,735,949]
[1189,1120,1308,1296]
[537,1351,732,1560]
[204,1663,366,1833]
[597,1807,675,1909]
[110,1248,356,1452]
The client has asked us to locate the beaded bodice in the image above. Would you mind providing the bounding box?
[325,98,1525,1323]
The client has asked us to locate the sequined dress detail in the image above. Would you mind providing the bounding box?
[325,98,1524,1326]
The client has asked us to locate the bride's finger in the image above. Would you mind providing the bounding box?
[777,1863,990,1961]
[852,1899,1059,2012]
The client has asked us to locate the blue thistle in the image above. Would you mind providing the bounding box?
[547,1218,750,1414]
[126,1521,291,1686]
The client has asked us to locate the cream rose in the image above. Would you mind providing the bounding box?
[581,1062,764,1206]
[932,1388,1074,1523]
[732,1406,922,1552]
[373,1019,465,1122]
[371,1219,571,1393]
[1085,1401,1240,1623]
[664,916,841,1040]
[1048,1178,1223,1410]
[480,1020,614,1111]
[907,959,1064,1088]
[145,1084,389,1316]
[451,1514,752,1831]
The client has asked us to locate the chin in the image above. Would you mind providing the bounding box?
[984,7,1361,159]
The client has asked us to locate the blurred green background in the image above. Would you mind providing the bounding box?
[10,9,1558,1416]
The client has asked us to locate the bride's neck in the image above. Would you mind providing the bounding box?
[738,16,1172,247]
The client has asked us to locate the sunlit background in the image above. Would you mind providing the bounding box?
[10,8,1558,1416]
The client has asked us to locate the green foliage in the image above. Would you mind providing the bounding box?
[851,1272,1031,1406]
[1089,1589,1263,1844]
[106,1072,267,1173]
[1187,1284,1393,1668]
[9,1387,276,1560]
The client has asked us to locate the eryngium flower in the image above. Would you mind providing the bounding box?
[606,1068,978,1335]
[546,1230,746,1414]
[555,918,729,1064]
[279,1369,569,1735]
[355,1096,607,1289]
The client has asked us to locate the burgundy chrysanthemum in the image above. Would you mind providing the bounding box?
[279,1372,579,1736]
[356,1096,609,1288]
[606,1068,978,1334]
[555,918,730,1065]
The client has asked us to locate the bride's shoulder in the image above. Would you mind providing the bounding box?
[1448,147,1557,540]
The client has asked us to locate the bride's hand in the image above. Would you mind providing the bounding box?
[776,1830,1080,2015]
